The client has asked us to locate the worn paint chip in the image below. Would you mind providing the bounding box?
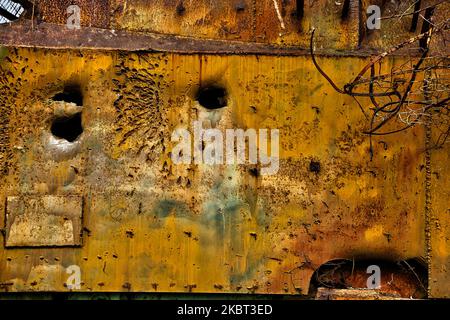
[5,196,83,247]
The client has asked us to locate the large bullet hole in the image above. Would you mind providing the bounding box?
[52,85,83,106]
[51,113,83,142]
[196,86,227,110]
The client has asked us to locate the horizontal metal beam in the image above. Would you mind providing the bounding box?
[0,20,422,57]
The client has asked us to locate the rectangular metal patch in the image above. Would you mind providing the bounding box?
[5,196,83,247]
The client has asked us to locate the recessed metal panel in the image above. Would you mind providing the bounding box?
[5,195,82,247]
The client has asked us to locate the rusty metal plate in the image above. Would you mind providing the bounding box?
[0,0,448,298]
[2,0,446,57]
[5,195,82,247]
[0,49,432,294]
[6,0,360,50]
[109,0,360,49]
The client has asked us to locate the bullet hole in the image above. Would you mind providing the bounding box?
[236,1,246,11]
[311,105,320,114]
[378,140,388,150]
[122,282,131,290]
[249,167,259,177]
[309,160,321,173]
[52,85,83,106]
[83,227,91,236]
[185,284,197,292]
[176,2,186,15]
[196,85,227,110]
[51,112,83,142]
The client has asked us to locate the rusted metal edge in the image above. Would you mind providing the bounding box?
[0,21,422,57]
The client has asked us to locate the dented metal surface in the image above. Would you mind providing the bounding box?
[0,0,448,298]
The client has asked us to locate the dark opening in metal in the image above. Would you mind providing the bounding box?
[196,85,227,110]
[51,113,83,142]
[308,259,427,299]
[53,85,83,106]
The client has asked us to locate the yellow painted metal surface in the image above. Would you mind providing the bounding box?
[429,122,450,297]
[1,48,443,295]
